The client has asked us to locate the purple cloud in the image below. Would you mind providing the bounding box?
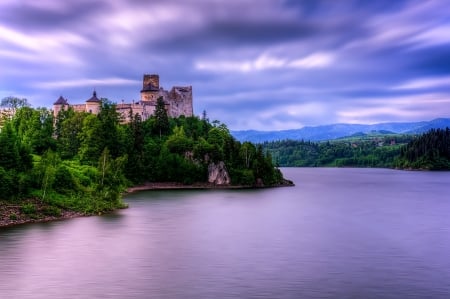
[1,0,449,130]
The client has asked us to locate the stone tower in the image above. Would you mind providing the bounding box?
[141,74,160,103]
[85,90,101,114]
[139,74,193,118]
[53,95,69,118]
[143,74,159,89]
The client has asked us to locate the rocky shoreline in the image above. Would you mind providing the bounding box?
[126,179,294,193]
[0,198,84,228]
[126,182,251,193]
[1,180,294,228]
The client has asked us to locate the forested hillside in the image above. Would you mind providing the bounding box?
[262,135,412,167]
[0,97,285,221]
[262,129,450,170]
[395,128,450,170]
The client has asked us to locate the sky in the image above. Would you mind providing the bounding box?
[1,0,450,131]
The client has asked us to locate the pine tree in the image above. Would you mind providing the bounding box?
[154,97,169,138]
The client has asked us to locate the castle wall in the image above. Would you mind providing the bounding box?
[116,102,155,123]
[72,104,86,113]
[167,86,193,117]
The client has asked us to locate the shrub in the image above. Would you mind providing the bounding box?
[0,167,15,200]
[42,206,62,217]
[21,203,36,214]
[54,166,77,194]
[230,169,255,186]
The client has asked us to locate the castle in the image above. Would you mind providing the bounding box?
[53,74,193,122]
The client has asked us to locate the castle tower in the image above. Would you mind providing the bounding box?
[143,74,159,89]
[53,95,68,118]
[141,74,161,103]
[85,90,101,114]
[139,73,193,118]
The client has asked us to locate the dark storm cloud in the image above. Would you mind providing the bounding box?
[150,19,320,54]
[1,0,450,130]
[407,45,450,75]
[0,1,107,32]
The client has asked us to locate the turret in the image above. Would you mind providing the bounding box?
[53,95,68,118]
[85,90,101,114]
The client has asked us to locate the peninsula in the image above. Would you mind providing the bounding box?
[0,74,292,227]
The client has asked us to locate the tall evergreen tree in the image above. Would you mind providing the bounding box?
[154,97,169,138]
[97,99,121,157]
[0,122,20,170]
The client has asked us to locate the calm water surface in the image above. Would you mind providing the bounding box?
[1,168,450,298]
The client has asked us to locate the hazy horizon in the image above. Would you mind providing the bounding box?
[231,117,450,132]
[1,0,450,130]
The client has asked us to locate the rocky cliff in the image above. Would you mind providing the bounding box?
[208,162,230,185]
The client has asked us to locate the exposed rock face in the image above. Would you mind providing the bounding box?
[208,162,231,185]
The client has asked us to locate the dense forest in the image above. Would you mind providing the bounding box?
[0,96,285,220]
[262,135,411,167]
[395,128,450,170]
[263,129,450,170]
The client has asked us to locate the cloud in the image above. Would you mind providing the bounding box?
[34,78,141,89]
[393,77,450,90]
[195,52,334,73]
[1,0,449,130]
[409,25,450,48]
[289,53,334,68]
[336,94,450,124]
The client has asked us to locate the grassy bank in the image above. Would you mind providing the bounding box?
[0,197,127,228]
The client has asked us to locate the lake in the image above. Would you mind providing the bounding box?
[1,168,450,298]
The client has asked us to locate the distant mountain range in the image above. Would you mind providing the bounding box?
[231,118,450,143]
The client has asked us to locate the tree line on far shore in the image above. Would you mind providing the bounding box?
[0,96,283,214]
[262,128,450,170]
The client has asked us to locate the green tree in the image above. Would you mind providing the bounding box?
[97,148,127,202]
[240,142,256,169]
[35,150,61,201]
[154,97,169,138]
[207,125,231,161]
[1,96,29,115]
[56,109,87,159]
[97,99,121,157]
[166,126,193,155]
[12,107,55,155]
[0,122,20,170]
[78,114,103,163]
[0,167,15,199]
[124,113,146,183]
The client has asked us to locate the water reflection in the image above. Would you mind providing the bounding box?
[1,168,450,298]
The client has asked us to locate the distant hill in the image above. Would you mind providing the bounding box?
[231,118,450,143]
[339,130,397,140]
[405,118,450,134]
